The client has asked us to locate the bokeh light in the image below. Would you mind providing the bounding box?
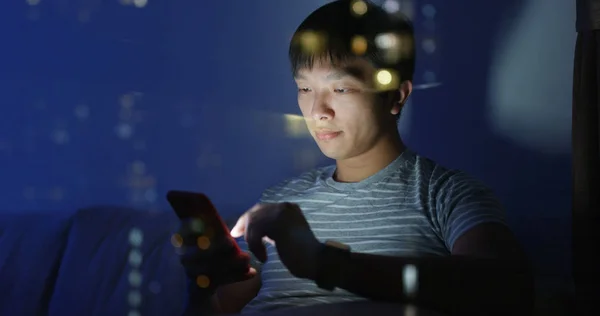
[74,104,90,120]
[350,0,368,16]
[375,33,398,50]
[402,264,418,298]
[374,69,399,91]
[421,38,436,54]
[422,71,436,84]
[133,0,147,8]
[49,187,64,201]
[190,218,205,234]
[51,129,70,145]
[128,290,142,306]
[116,123,134,139]
[421,4,436,18]
[129,228,144,247]
[197,236,210,250]
[297,31,327,54]
[78,10,91,23]
[120,93,135,108]
[376,70,393,85]
[128,227,144,316]
[382,0,400,13]
[128,249,143,267]
[351,35,368,55]
[171,233,183,248]
[128,270,143,287]
[196,275,210,288]
[403,305,418,316]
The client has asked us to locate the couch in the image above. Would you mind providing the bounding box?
[0,207,187,316]
[0,207,575,316]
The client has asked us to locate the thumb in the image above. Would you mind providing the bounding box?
[239,267,258,282]
[248,267,257,277]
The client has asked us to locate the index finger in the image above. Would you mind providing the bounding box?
[230,214,247,238]
[230,204,261,237]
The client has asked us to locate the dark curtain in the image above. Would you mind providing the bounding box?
[572,30,600,316]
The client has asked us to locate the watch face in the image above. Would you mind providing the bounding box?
[325,240,351,251]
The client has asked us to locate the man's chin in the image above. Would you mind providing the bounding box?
[313,139,345,159]
[317,147,344,160]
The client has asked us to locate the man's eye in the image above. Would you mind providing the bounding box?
[298,88,311,93]
[334,88,352,93]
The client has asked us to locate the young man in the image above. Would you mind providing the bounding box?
[180,1,533,315]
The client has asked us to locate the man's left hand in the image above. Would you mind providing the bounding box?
[230,202,321,280]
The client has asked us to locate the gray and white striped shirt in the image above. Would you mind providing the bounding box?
[237,149,506,313]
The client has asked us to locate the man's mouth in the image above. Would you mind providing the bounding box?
[315,130,342,141]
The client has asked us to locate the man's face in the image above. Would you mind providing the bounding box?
[294,59,395,161]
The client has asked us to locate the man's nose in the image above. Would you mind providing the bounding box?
[310,94,334,121]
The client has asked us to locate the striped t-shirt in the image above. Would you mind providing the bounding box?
[236,149,506,313]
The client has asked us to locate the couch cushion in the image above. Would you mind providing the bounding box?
[48,207,186,316]
[0,211,73,316]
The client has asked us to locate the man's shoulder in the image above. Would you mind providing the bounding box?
[260,166,332,202]
[409,151,487,193]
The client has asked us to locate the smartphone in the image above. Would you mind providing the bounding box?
[167,190,254,284]
[166,190,242,254]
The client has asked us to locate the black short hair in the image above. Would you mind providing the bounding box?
[289,0,415,86]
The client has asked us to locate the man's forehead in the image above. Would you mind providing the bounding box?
[294,59,373,81]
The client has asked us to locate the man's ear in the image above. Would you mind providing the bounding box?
[390,80,413,115]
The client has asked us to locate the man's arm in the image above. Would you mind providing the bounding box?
[305,171,534,316]
[307,222,533,316]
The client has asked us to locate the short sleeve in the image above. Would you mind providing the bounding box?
[432,169,507,251]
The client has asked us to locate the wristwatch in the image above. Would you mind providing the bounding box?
[315,240,351,291]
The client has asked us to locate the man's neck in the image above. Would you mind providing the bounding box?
[334,135,405,183]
